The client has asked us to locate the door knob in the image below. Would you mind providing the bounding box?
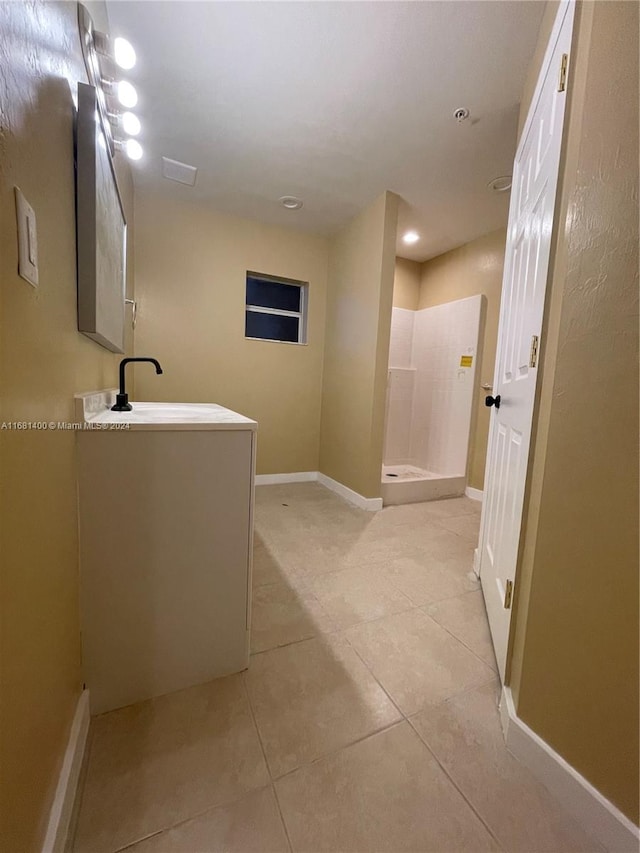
[485,394,501,409]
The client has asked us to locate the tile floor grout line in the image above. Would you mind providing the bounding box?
[113,829,164,852]
[256,541,478,583]
[249,607,492,721]
[340,616,500,721]
[241,671,275,783]
[269,718,406,785]
[109,680,286,853]
[254,564,484,616]
[110,785,282,853]
[338,625,409,721]
[280,585,491,706]
[270,780,296,853]
[405,714,507,853]
[250,601,422,659]
[418,605,499,673]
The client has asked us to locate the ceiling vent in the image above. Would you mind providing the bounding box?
[161,157,198,186]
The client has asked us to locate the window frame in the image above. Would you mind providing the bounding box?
[244,271,309,345]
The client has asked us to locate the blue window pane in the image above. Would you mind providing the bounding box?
[246,276,301,312]
[246,311,299,343]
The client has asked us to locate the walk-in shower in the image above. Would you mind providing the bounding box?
[382,295,483,505]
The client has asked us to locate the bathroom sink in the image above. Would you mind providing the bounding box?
[74,391,257,431]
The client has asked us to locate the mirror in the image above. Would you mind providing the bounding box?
[76,81,127,353]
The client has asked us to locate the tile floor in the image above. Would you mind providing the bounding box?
[73,483,602,853]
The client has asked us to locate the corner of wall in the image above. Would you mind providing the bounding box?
[318,191,399,499]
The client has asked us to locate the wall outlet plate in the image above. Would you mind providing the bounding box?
[14,187,39,287]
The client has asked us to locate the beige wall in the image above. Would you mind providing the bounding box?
[319,192,399,498]
[0,2,135,848]
[133,192,328,475]
[418,229,506,491]
[392,257,420,310]
[509,1,639,823]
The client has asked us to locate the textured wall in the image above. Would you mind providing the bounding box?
[319,192,399,498]
[0,3,135,848]
[133,191,328,475]
[509,0,639,823]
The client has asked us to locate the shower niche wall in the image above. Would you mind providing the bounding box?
[382,295,483,505]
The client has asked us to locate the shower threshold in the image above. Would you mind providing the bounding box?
[381,464,465,506]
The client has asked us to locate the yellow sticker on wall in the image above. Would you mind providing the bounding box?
[460,355,473,368]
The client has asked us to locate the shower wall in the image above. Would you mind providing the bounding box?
[385,308,415,464]
[384,295,483,477]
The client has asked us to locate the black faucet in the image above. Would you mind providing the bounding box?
[111,357,163,411]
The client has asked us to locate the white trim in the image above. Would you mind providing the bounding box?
[42,690,90,853]
[500,687,639,852]
[317,472,382,512]
[465,486,483,502]
[253,471,383,512]
[254,471,318,485]
[245,305,302,319]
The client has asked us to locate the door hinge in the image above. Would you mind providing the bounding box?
[504,579,514,609]
[529,334,539,368]
[558,53,568,92]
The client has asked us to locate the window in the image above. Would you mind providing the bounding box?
[245,272,308,344]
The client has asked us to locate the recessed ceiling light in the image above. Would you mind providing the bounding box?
[279,196,303,210]
[488,175,512,193]
[402,231,420,244]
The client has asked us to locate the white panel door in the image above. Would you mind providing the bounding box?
[478,1,575,681]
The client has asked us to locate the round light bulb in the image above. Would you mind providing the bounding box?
[114,37,136,70]
[121,111,141,136]
[125,139,143,161]
[117,80,138,109]
[402,231,420,244]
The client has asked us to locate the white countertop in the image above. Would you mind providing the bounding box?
[75,390,257,431]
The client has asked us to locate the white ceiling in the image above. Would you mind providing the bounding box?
[106,1,544,262]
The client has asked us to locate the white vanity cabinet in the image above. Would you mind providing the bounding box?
[75,392,257,714]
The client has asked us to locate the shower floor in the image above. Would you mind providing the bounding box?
[381,464,465,506]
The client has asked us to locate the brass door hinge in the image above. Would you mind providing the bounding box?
[529,334,539,368]
[558,53,568,92]
[504,579,514,609]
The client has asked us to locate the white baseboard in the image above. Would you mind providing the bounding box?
[254,471,318,486]
[500,687,639,852]
[317,472,382,511]
[472,547,480,577]
[465,486,483,502]
[42,690,90,853]
[253,471,383,511]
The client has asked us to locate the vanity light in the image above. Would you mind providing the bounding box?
[121,111,141,136]
[117,80,138,109]
[403,231,420,244]
[78,4,146,162]
[114,37,136,70]
[125,139,143,161]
